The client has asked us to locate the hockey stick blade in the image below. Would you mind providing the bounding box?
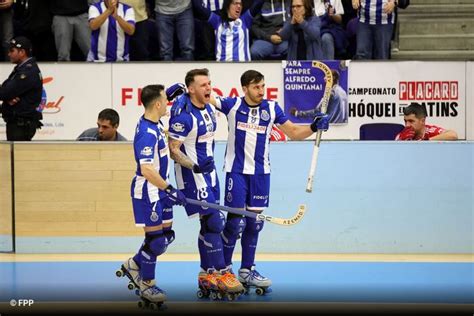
[185,198,307,226]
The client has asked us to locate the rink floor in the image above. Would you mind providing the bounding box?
[0,254,472,315]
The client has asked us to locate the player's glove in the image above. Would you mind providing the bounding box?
[192,156,215,174]
[164,184,187,206]
[289,107,298,116]
[310,112,329,132]
[166,83,186,101]
[397,126,415,140]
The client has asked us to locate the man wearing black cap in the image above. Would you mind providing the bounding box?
[0,36,43,141]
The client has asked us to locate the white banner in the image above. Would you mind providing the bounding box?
[0,61,467,140]
[0,63,112,140]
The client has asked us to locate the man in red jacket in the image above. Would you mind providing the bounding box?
[395,103,458,141]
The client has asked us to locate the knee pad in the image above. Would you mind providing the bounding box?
[163,228,175,246]
[200,210,225,234]
[245,216,264,233]
[224,213,247,238]
[144,231,168,256]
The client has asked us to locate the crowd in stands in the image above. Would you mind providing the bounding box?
[0,0,405,62]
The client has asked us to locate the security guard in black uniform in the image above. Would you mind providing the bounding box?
[0,36,43,141]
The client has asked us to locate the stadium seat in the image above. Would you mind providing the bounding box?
[359,123,405,140]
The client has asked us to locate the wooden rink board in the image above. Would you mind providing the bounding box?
[0,143,12,236]
[12,142,143,237]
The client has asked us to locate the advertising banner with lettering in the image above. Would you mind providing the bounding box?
[343,61,466,140]
[283,60,349,125]
[0,61,468,141]
[111,62,282,141]
[0,63,111,140]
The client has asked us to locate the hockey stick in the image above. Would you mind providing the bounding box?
[185,198,306,226]
[306,61,333,193]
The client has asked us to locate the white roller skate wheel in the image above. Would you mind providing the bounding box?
[127,282,135,290]
[197,290,205,299]
[255,288,265,296]
[149,303,158,310]
[210,292,217,300]
[217,292,223,300]
[115,269,123,277]
[137,301,145,309]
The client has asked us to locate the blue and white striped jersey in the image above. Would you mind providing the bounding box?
[88,1,136,62]
[214,97,288,175]
[208,10,254,61]
[358,0,395,25]
[205,0,223,12]
[168,95,218,190]
[131,116,169,203]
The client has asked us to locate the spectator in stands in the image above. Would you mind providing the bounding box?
[279,0,323,60]
[0,0,13,61]
[314,0,348,60]
[395,103,458,141]
[191,0,264,61]
[352,0,395,60]
[77,108,127,141]
[122,0,150,60]
[87,0,136,62]
[13,0,57,61]
[194,0,222,61]
[250,0,291,60]
[154,0,194,61]
[50,0,91,61]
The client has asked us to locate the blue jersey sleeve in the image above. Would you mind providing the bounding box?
[214,96,237,115]
[208,12,221,30]
[135,132,157,165]
[241,10,254,28]
[169,112,193,141]
[274,102,289,125]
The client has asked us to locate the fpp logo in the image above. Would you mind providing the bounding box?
[10,299,35,307]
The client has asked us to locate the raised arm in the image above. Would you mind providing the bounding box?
[248,0,265,17]
[113,8,135,35]
[191,0,211,21]
[89,5,114,30]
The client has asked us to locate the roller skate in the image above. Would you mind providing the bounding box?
[137,279,167,310]
[215,268,245,301]
[238,266,272,296]
[115,257,141,291]
[197,269,221,300]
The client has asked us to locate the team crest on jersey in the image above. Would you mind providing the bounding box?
[140,146,153,156]
[150,211,159,222]
[260,110,270,121]
[171,122,185,132]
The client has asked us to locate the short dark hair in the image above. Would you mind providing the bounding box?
[140,85,165,109]
[185,68,209,87]
[98,108,120,127]
[403,102,427,118]
[240,70,264,87]
[331,69,339,85]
